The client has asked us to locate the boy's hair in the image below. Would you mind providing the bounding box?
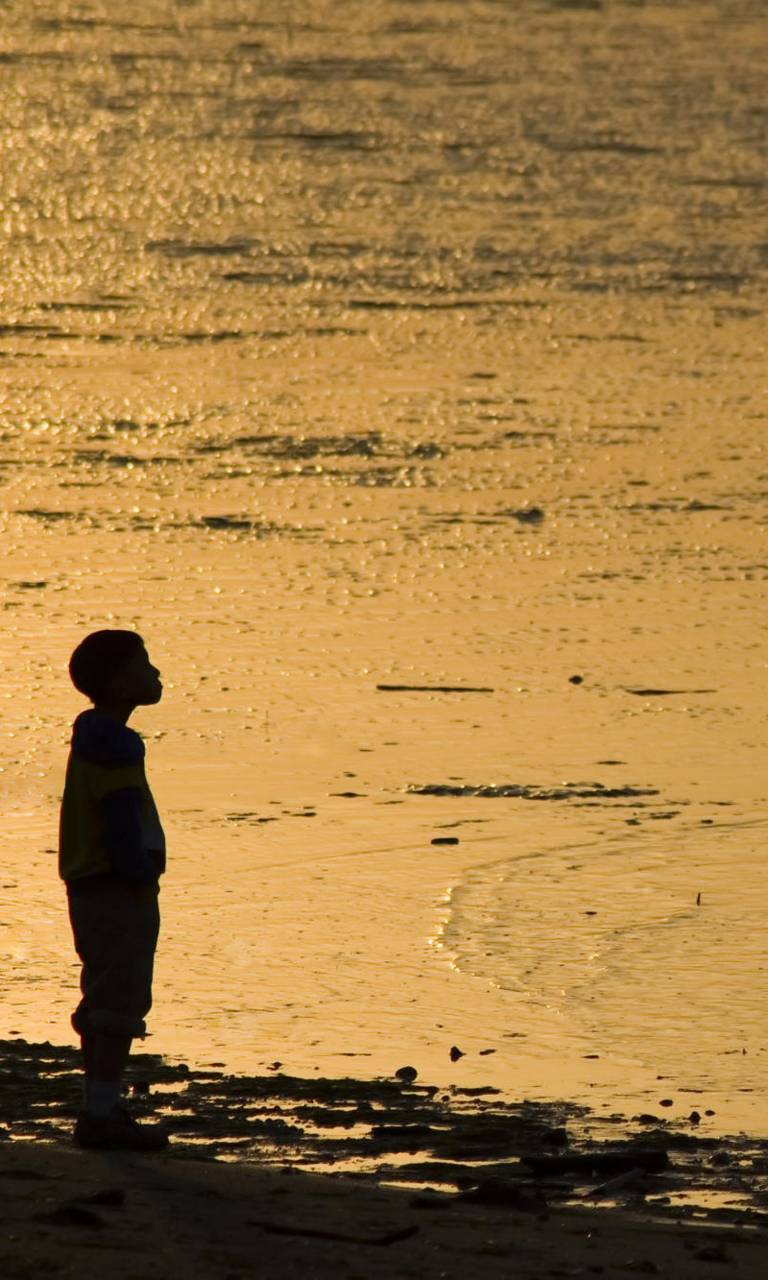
[69,630,144,703]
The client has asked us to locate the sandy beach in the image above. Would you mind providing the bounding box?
[3,1145,765,1280]
[2,1036,768,1276]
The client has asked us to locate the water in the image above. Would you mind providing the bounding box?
[445,820,768,1085]
[0,0,766,1131]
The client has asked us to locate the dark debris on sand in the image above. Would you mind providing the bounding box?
[2,1038,768,1229]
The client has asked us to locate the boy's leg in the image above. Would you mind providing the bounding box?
[80,1032,133,1117]
[69,882,167,1148]
[82,1031,133,1082]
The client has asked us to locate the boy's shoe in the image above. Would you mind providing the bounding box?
[73,1106,169,1152]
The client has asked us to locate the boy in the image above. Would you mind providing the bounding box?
[59,629,168,1150]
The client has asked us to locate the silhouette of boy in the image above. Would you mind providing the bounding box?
[59,630,168,1150]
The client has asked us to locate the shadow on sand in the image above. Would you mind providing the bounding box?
[1,1038,767,1228]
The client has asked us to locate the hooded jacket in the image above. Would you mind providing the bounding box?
[58,710,166,885]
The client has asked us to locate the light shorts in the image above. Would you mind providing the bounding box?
[67,877,160,1040]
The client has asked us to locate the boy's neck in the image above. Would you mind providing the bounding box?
[92,702,136,726]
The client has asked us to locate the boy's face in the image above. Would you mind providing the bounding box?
[106,644,163,707]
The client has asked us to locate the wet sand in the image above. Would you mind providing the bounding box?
[4,1149,766,1280]
[2,1036,768,1278]
[7,1140,766,1280]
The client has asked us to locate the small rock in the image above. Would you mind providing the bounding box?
[431,836,459,845]
[569,675,584,685]
[659,1099,674,1108]
[689,1111,701,1125]
[394,1065,418,1084]
[449,1046,464,1062]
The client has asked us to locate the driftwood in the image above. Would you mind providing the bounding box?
[250,1220,419,1247]
[586,1167,648,1198]
[522,1149,668,1177]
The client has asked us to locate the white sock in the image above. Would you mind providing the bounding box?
[84,1079,121,1118]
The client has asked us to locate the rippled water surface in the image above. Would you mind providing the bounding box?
[0,0,766,1130]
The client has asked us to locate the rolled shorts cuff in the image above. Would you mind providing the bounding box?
[71,1006,148,1039]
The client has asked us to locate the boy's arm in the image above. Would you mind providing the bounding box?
[100,787,161,883]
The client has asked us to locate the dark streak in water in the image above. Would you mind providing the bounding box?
[535,137,661,156]
[348,299,540,311]
[16,509,80,522]
[625,689,717,698]
[408,783,659,801]
[377,685,494,694]
[39,300,133,312]
[230,433,382,460]
[146,239,254,258]
[222,271,308,285]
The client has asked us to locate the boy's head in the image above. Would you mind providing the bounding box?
[69,630,162,709]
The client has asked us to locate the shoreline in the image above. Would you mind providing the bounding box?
[1,1037,767,1276]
